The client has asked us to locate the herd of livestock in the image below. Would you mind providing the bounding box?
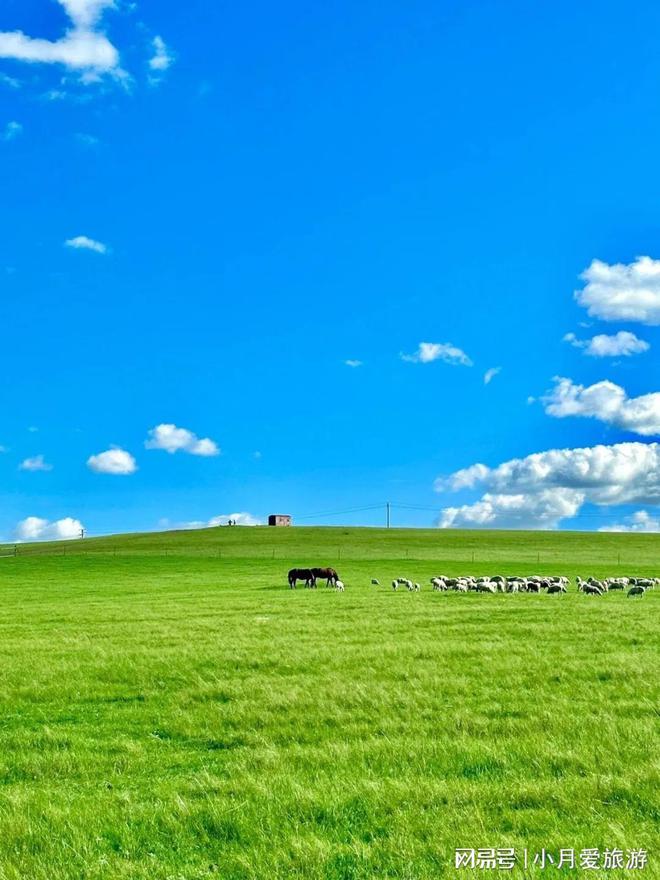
[288,567,657,597]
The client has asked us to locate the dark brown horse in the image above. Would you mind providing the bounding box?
[311,567,339,587]
[288,568,316,589]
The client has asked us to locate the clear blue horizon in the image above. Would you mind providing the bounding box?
[1,0,659,539]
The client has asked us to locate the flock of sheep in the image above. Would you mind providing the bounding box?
[381,574,657,597]
[290,569,657,597]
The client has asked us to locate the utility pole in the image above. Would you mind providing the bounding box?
[80,528,85,540]
[386,502,391,529]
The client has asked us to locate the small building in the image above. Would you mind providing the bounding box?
[268,514,292,527]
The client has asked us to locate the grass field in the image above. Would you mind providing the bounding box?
[0,526,658,879]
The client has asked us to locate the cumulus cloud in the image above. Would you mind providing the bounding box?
[542,377,660,437]
[19,454,53,472]
[145,424,220,456]
[3,120,22,141]
[575,256,660,325]
[14,516,84,542]
[401,341,473,366]
[161,512,262,530]
[87,447,136,474]
[65,235,107,253]
[483,366,501,385]
[438,488,583,530]
[344,359,363,368]
[435,442,660,529]
[600,509,660,533]
[148,35,174,72]
[0,0,122,80]
[563,330,649,357]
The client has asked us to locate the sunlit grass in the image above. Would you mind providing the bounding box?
[0,527,657,879]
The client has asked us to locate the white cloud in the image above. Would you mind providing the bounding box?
[438,488,583,530]
[65,235,107,254]
[75,132,99,146]
[483,366,501,385]
[600,509,660,533]
[161,512,262,530]
[145,424,220,457]
[563,330,649,357]
[14,516,84,542]
[436,442,660,529]
[401,341,473,366]
[148,35,174,72]
[0,0,121,79]
[3,120,22,141]
[0,73,20,88]
[19,454,53,472]
[87,447,136,474]
[575,256,660,325]
[344,359,363,368]
[542,377,660,437]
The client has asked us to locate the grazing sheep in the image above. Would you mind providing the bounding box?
[547,584,566,594]
[636,578,654,589]
[335,580,345,591]
[627,585,645,598]
[582,584,603,595]
[477,582,497,594]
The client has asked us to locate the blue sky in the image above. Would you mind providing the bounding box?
[1,0,659,539]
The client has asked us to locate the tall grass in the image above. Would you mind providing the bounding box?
[0,527,657,878]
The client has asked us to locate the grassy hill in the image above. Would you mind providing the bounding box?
[0,526,658,879]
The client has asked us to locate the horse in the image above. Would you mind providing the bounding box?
[311,567,339,587]
[288,568,316,589]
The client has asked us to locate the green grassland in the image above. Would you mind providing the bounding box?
[0,526,658,880]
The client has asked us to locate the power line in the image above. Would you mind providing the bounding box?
[294,504,386,521]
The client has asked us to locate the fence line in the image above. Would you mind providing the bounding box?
[0,544,645,568]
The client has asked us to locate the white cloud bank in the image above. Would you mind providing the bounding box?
[87,447,137,474]
[65,235,107,253]
[575,256,660,325]
[401,342,473,366]
[0,0,121,80]
[19,454,52,472]
[436,441,660,529]
[161,513,262,530]
[600,510,660,533]
[542,377,660,437]
[14,516,84,542]
[145,424,220,456]
[563,330,649,358]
